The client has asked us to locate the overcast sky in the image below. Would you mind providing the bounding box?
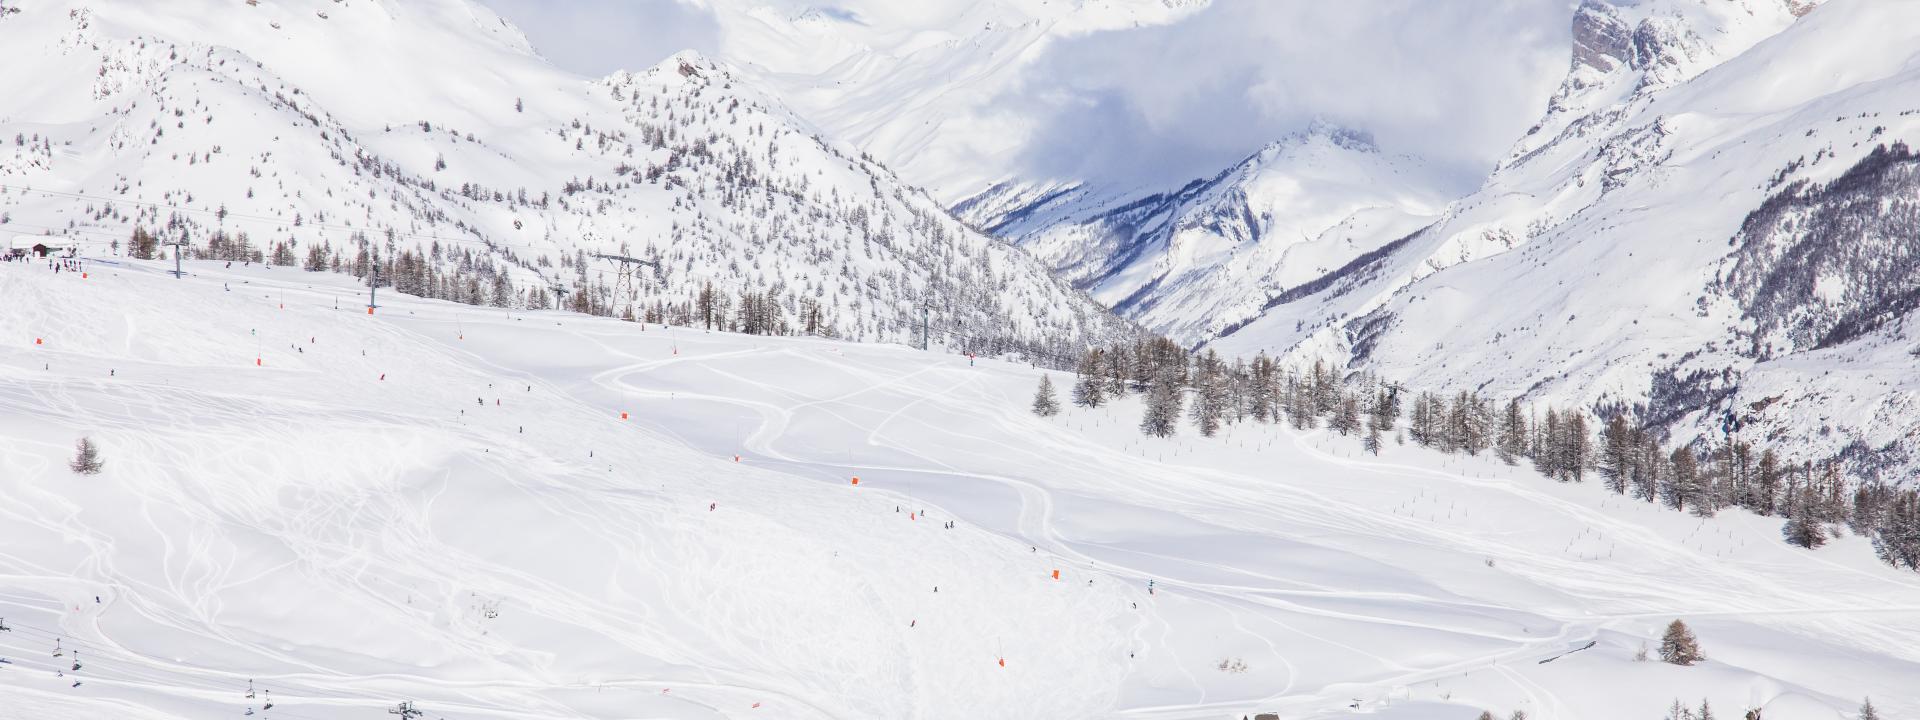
[481,0,1576,195]
[1004,0,1573,191]
[476,0,717,77]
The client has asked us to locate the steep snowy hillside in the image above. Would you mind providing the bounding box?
[0,0,1132,359]
[4,240,1917,719]
[958,123,1454,344]
[1207,0,1920,478]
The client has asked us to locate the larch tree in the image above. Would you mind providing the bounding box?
[1032,375,1061,418]
[1784,484,1828,549]
[1140,376,1183,438]
[69,437,104,475]
[1659,619,1703,665]
[1073,349,1107,408]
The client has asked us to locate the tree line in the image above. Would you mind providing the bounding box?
[1034,341,1920,575]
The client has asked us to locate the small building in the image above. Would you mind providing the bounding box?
[11,236,76,258]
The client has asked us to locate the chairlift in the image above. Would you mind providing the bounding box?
[244,709,255,717]
[263,690,273,710]
[0,617,11,631]
[52,638,62,657]
[71,650,81,672]
[247,679,255,699]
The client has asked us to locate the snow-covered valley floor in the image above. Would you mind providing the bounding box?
[1,257,1916,719]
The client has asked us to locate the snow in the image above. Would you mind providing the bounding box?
[2,252,1916,719]
[966,123,1456,345]
[1209,0,1920,477]
[0,0,1128,355]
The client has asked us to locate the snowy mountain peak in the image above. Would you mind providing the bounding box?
[0,0,1134,359]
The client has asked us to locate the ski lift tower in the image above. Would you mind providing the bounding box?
[388,701,424,719]
[163,236,191,278]
[591,252,663,319]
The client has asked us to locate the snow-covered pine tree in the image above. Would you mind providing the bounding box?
[1756,449,1782,515]
[1332,394,1361,436]
[1072,349,1107,408]
[1659,619,1703,665]
[1564,412,1590,482]
[1534,408,1560,477]
[1497,398,1527,465]
[1877,490,1920,570]
[1189,351,1225,437]
[1635,435,1664,502]
[1665,447,1697,512]
[1601,414,1634,494]
[1858,697,1879,720]
[1785,484,1827,549]
[69,437,104,475]
[1032,375,1061,418]
[1140,376,1183,438]
[1364,415,1383,455]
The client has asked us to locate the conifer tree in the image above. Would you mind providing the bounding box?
[1497,399,1527,465]
[1032,375,1061,418]
[1140,377,1183,438]
[1364,415,1383,456]
[1189,351,1226,437]
[1072,350,1107,408]
[1601,414,1634,494]
[1333,394,1362,436]
[69,437,104,475]
[1784,484,1827,549]
[1858,697,1879,720]
[1756,449,1782,515]
[1659,619,1703,665]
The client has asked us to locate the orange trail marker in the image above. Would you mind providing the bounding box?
[998,658,1006,668]
[255,358,262,367]
[366,307,375,315]
[1051,570,1059,580]
[850,476,860,485]
[620,411,630,420]
[35,338,44,345]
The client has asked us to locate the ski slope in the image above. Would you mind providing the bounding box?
[1,256,1916,719]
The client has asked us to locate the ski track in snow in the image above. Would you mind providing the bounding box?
[0,259,1917,719]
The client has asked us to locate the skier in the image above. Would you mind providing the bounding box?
[709,502,717,512]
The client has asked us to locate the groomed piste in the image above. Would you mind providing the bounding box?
[1,256,1916,719]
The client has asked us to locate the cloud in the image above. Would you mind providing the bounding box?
[999,0,1575,192]
[476,0,720,77]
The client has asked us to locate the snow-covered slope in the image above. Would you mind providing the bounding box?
[0,0,1132,357]
[4,238,1917,719]
[958,123,1455,345]
[1208,0,1920,477]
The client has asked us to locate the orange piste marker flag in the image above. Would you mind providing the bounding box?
[1051,570,1059,580]
[851,476,860,485]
